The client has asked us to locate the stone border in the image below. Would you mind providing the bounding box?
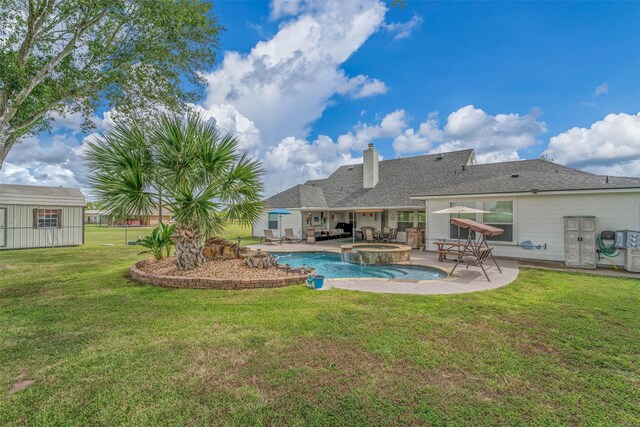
[129,260,310,290]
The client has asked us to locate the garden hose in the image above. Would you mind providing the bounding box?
[597,232,620,269]
[597,233,620,257]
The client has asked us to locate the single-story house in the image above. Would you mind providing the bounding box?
[0,184,85,249]
[85,209,108,225]
[254,144,640,267]
[104,206,173,227]
[84,207,173,226]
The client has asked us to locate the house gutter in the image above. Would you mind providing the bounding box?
[410,187,640,200]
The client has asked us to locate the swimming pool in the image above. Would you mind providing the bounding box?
[272,252,447,280]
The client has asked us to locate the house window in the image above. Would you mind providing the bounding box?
[482,201,514,242]
[268,213,278,230]
[34,209,62,228]
[418,211,426,229]
[397,211,414,232]
[449,201,475,240]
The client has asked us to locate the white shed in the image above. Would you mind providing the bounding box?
[0,184,85,250]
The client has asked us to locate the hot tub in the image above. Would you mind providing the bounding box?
[340,243,412,265]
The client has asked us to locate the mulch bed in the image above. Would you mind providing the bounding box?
[137,256,296,280]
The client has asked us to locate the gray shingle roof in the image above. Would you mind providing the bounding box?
[265,149,640,209]
[410,159,640,197]
[0,184,85,206]
[266,149,475,208]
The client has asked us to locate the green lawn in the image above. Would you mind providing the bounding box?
[1,226,639,426]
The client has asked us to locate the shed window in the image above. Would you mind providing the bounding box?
[34,209,62,228]
[268,213,278,230]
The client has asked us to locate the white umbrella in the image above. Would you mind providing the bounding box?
[433,206,492,241]
[432,206,492,215]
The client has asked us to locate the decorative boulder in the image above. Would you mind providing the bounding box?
[243,250,276,269]
[203,237,246,260]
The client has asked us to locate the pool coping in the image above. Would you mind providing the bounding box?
[274,253,455,283]
[249,244,520,295]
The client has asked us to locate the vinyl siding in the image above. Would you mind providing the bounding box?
[1,204,84,249]
[252,210,303,238]
[425,192,640,266]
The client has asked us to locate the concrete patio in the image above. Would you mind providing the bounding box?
[248,239,520,295]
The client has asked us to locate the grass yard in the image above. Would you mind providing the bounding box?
[1,225,639,426]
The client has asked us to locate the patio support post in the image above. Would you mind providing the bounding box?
[352,210,355,243]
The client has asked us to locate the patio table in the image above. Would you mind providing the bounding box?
[434,241,467,262]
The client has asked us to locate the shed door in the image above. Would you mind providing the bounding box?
[579,217,597,268]
[0,208,6,247]
[564,217,581,267]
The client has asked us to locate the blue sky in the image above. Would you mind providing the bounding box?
[2,0,640,196]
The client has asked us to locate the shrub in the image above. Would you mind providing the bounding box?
[137,223,176,260]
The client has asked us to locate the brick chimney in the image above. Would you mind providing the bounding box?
[363,143,379,188]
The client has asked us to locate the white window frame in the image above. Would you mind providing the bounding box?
[397,210,415,232]
[446,199,517,244]
[481,200,516,244]
[34,208,62,228]
[267,213,278,230]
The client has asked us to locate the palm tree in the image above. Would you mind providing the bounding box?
[85,113,264,270]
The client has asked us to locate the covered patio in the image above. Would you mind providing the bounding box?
[298,208,426,244]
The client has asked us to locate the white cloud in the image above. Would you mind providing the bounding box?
[393,105,547,163]
[264,110,403,193]
[348,77,389,99]
[544,112,640,176]
[203,0,388,145]
[0,133,89,193]
[189,104,262,154]
[383,14,423,40]
[263,135,359,192]
[337,109,407,151]
[270,0,310,20]
[593,82,609,97]
[392,112,442,154]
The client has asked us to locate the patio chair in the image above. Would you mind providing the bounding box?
[452,247,494,281]
[262,229,283,245]
[381,226,391,239]
[283,228,300,243]
[381,228,397,243]
[362,227,375,243]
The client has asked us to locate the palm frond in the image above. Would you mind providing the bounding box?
[86,111,264,238]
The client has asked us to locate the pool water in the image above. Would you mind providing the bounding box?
[273,252,447,280]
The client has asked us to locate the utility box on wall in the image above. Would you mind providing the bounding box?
[564,216,596,269]
[624,248,640,273]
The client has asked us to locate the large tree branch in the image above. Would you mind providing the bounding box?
[17,0,57,66]
[2,7,110,126]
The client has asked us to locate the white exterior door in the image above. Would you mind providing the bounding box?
[0,208,6,247]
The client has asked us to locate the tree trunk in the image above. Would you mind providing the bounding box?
[171,227,205,271]
[0,126,13,168]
